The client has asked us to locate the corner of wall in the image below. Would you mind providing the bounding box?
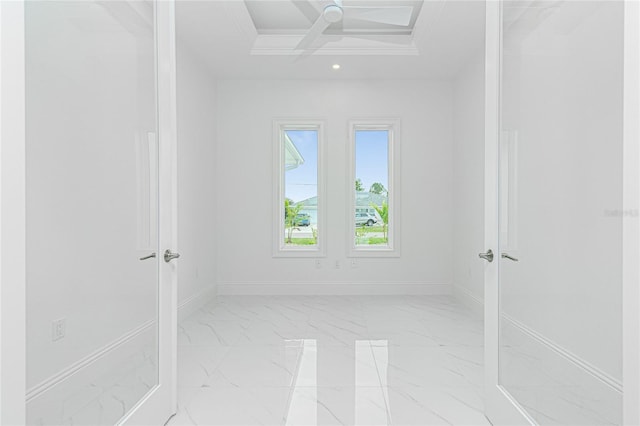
[176,41,218,309]
[451,56,486,314]
[453,285,483,318]
[177,285,217,322]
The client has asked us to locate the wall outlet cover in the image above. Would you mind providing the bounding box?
[52,318,66,342]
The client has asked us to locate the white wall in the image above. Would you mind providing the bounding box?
[23,5,219,423]
[215,80,454,295]
[500,0,623,380]
[497,2,623,423]
[452,58,485,311]
[25,3,159,424]
[176,41,218,313]
[452,3,625,423]
[26,1,157,386]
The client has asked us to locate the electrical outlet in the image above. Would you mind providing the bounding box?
[315,259,322,269]
[335,260,340,269]
[52,318,66,342]
[350,259,358,269]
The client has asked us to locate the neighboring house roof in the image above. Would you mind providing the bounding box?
[284,132,304,171]
[296,192,387,208]
[295,196,318,207]
[355,192,387,207]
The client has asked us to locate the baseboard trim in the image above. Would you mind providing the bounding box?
[502,314,623,393]
[26,319,155,403]
[217,282,451,295]
[26,285,217,403]
[178,285,217,321]
[452,285,484,317]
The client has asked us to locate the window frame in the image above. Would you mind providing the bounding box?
[272,119,327,257]
[347,119,401,257]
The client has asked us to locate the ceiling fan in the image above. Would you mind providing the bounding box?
[293,0,414,51]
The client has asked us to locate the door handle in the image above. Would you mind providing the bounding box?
[139,252,156,261]
[164,249,180,263]
[501,253,519,262]
[478,249,494,262]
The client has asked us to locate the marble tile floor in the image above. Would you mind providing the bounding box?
[167,295,490,426]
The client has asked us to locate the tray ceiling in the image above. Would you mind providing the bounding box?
[175,0,486,80]
[245,0,424,35]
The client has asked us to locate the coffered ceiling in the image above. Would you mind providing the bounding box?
[176,0,485,80]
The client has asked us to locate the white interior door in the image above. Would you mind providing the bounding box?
[122,2,179,424]
[484,1,628,424]
[22,1,176,425]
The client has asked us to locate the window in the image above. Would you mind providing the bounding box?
[347,120,400,256]
[273,120,326,257]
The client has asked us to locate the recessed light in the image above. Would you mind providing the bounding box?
[332,64,341,70]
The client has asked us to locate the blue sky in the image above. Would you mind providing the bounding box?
[285,129,389,203]
[355,130,388,192]
[285,130,318,203]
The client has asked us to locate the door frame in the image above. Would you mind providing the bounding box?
[0,1,27,425]
[0,1,178,425]
[483,0,640,424]
[623,1,640,423]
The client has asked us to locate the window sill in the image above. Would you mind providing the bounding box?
[273,247,326,258]
[348,246,400,258]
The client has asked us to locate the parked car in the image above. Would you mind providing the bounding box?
[294,213,310,226]
[355,212,377,226]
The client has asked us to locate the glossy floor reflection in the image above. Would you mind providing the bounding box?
[168,296,489,425]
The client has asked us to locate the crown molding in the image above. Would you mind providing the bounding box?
[251,34,419,56]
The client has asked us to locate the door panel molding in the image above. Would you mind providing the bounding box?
[502,314,622,392]
[623,0,640,423]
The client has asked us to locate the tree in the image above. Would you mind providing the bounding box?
[372,200,389,242]
[369,182,387,195]
[355,178,364,192]
[284,198,294,218]
[284,199,303,243]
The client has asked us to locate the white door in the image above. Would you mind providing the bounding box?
[122,2,179,424]
[20,1,176,425]
[484,1,630,424]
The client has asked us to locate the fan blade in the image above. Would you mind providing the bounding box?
[295,15,332,50]
[342,6,413,26]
